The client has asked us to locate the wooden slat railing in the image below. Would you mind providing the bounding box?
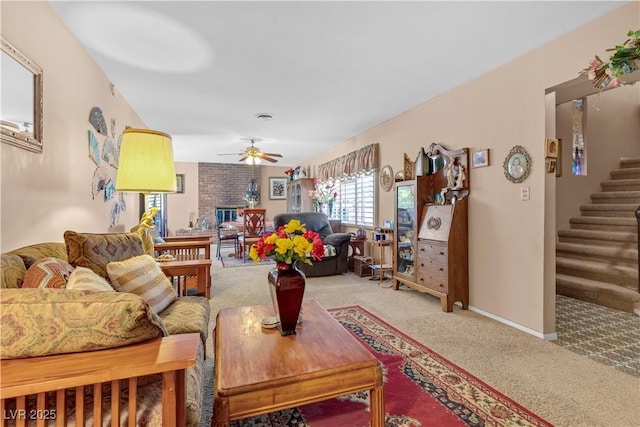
[0,334,199,427]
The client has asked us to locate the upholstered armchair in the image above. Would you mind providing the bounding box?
[273,212,351,277]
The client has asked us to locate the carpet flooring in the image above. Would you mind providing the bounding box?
[200,306,551,427]
[201,261,640,426]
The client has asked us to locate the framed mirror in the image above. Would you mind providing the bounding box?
[1,37,43,153]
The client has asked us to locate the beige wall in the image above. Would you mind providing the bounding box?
[1,1,145,251]
[300,3,639,336]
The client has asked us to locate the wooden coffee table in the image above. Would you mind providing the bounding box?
[212,300,384,426]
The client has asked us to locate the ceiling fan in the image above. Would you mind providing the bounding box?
[219,139,283,164]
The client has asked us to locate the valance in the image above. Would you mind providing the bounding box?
[317,143,379,181]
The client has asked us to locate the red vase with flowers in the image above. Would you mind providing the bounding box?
[249,219,325,336]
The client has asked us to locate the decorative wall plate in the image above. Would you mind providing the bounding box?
[380,164,394,192]
[503,145,531,183]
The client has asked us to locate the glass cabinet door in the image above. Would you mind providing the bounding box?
[395,182,416,278]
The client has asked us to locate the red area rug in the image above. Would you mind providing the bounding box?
[229,306,552,427]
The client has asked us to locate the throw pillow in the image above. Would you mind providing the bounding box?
[22,257,75,289]
[66,267,115,292]
[64,231,145,280]
[0,288,167,359]
[107,254,177,314]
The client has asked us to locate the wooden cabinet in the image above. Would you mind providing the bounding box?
[415,202,469,311]
[286,178,314,213]
[393,176,432,283]
[392,143,469,312]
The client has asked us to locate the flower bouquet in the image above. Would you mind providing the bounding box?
[249,219,324,265]
[308,179,338,212]
[580,29,640,89]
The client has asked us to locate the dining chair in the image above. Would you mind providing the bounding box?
[239,209,266,261]
[216,222,240,259]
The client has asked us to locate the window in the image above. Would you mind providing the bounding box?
[327,172,375,227]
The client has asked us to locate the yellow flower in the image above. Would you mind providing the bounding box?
[284,219,305,234]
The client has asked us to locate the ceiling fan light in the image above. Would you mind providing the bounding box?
[246,156,261,165]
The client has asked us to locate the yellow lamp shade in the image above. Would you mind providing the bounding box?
[115,128,177,193]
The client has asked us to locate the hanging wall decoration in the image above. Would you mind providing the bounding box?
[88,130,100,166]
[91,166,109,199]
[89,107,108,135]
[110,118,116,138]
[102,139,119,167]
[110,193,127,228]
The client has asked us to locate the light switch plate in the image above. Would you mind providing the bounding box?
[520,187,530,201]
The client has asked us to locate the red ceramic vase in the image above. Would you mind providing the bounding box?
[268,261,306,336]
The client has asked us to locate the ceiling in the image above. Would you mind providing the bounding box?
[48,1,626,167]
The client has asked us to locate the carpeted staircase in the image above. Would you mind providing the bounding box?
[556,157,640,316]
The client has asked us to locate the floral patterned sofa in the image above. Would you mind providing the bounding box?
[0,233,210,426]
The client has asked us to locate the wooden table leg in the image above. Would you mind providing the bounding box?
[370,384,385,427]
[212,396,230,427]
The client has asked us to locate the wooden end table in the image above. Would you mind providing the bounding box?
[159,259,212,298]
[213,300,384,426]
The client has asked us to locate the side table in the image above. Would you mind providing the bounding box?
[369,241,392,283]
[159,259,212,298]
[348,237,366,271]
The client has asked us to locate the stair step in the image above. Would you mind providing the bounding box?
[601,178,640,192]
[558,229,637,249]
[556,273,640,315]
[569,216,637,232]
[579,204,638,217]
[556,257,638,289]
[611,167,640,180]
[620,157,640,169]
[590,191,640,204]
[556,242,637,266]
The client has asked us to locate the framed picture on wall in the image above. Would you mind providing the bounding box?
[472,149,490,168]
[269,177,287,200]
[545,137,559,158]
[176,174,185,193]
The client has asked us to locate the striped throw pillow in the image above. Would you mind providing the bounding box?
[107,255,177,314]
[66,267,115,292]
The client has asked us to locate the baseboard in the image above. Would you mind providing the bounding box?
[468,305,558,341]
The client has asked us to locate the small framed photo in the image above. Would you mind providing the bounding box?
[269,177,287,200]
[547,159,556,173]
[472,149,490,168]
[176,174,185,193]
[545,137,559,158]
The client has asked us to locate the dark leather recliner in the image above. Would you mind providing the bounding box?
[273,212,351,277]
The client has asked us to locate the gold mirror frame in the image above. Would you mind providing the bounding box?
[1,37,43,153]
[503,145,531,183]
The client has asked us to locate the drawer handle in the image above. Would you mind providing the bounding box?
[439,268,444,272]
[439,252,445,256]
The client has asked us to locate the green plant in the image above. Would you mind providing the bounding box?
[580,29,640,89]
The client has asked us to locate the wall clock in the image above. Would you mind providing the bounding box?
[503,145,531,183]
[380,164,394,192]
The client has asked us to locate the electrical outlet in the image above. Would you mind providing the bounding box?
[520,187,530,201]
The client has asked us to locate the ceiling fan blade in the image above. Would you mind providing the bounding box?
[238,155,248,162]
[261,152,283,157]
[261,156,279,163]
[219,153,243,156]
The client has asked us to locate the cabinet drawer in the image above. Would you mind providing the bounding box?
[422,260,448,278]
[417,242,448,264]
[416,273,448,294]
